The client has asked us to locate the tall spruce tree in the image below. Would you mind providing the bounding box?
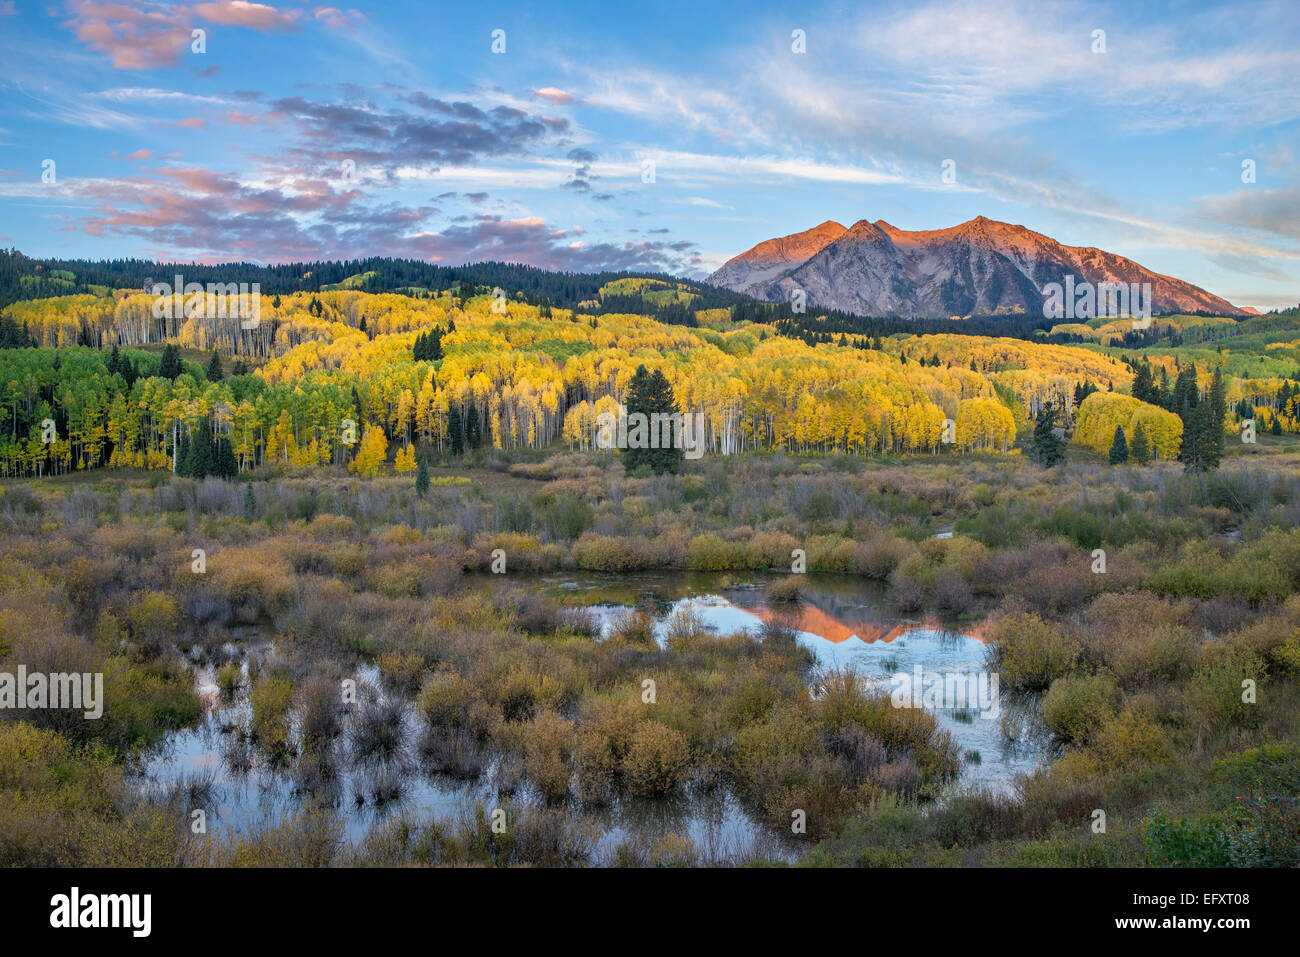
[1030,403,1066,467]
[174,426,190,476]
[182,419,216,477]
[1129,421,1152,465]
[448,405,464,456]
[158,344,182,379]
[1172,366,1199,424]
[1174,365,1214,470]
[623,365,685,475]
[1182,403,1210,472]
[205,349,223,382]
[1131,362,1155,404]
[465,399,481,449]
[213,434,238,478]
[1204,367,1226,469]
[1109,425,1129,465]
[415,456,430,497]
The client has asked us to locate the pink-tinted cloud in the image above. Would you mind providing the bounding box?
[63,0,191,70]
[29,164,703,273]
[314,6,365,31]
[191,1,301,31]
[64,0,302,70]
[533,87,576,105]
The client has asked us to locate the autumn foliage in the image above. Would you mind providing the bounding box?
[1073,392,1183,461]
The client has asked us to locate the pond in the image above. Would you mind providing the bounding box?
[133,571,1050,861]
[541,571,1048,795]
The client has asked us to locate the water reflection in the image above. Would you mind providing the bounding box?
[134,570,1048,857]
[554,573,1047,796]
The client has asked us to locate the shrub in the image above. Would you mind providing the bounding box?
[351,697,410,767]
[623,721,691,797]
[688,533,748,571]
[764,575,804,603]
[664,605,707,651]
[297,672,343,751]
[731,705,819,799]
[990,612,1080,691]
[417,668,482,732]
[497,671,539,723]
[607,609,657,646]
[1189,642,1266,729]
[249,672,294,757]
[746,531,800,570]
[1269,629,1300,675]
[929,790,1023,847]
[1041,673,1118,743]
[646,833,698,868]
[932,569,975,615]
[853,535,916,580]
[1086,709,1171,771]
[514,710,574,804]
[574,701,640,803]
[377,651,425,694]
[216,661,242,698]
[369,561,422,597]
[1094,624,1196,690]
[420,728,486,780]
[95,656,201,753]
[1144,810,1234,867]
[128,591,180,656]
[1212,743,1300,794]
[572,534,640,572]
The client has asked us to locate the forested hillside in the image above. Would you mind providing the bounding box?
[1,271,1296,480]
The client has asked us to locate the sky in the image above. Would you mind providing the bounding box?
[0,0,1297,310]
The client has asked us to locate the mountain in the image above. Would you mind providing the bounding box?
[707,216,1249,319]
[706,220,847,293]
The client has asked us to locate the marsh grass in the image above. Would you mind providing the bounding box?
[3,448,1299,866]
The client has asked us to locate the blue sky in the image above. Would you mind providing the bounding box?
[1,0,1297,310]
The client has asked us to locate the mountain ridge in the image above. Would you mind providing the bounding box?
[708,216,1249,320]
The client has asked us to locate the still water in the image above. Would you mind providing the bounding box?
[134,571,1049,860]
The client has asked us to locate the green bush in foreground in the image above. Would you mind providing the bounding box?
[1041,673,1118,743]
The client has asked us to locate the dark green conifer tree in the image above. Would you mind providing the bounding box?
[415,456,430,497]
[448,405,464,456]
[623,365,685,475]
[1109,425,1129,465]
[1129,421,1151,465]
[158,344,182,379]
[1030,403,1066,467]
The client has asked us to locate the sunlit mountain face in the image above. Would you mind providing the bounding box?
[708,217,1251,320]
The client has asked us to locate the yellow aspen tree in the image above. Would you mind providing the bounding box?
[349,424,388,477]
[394,443,417,473]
